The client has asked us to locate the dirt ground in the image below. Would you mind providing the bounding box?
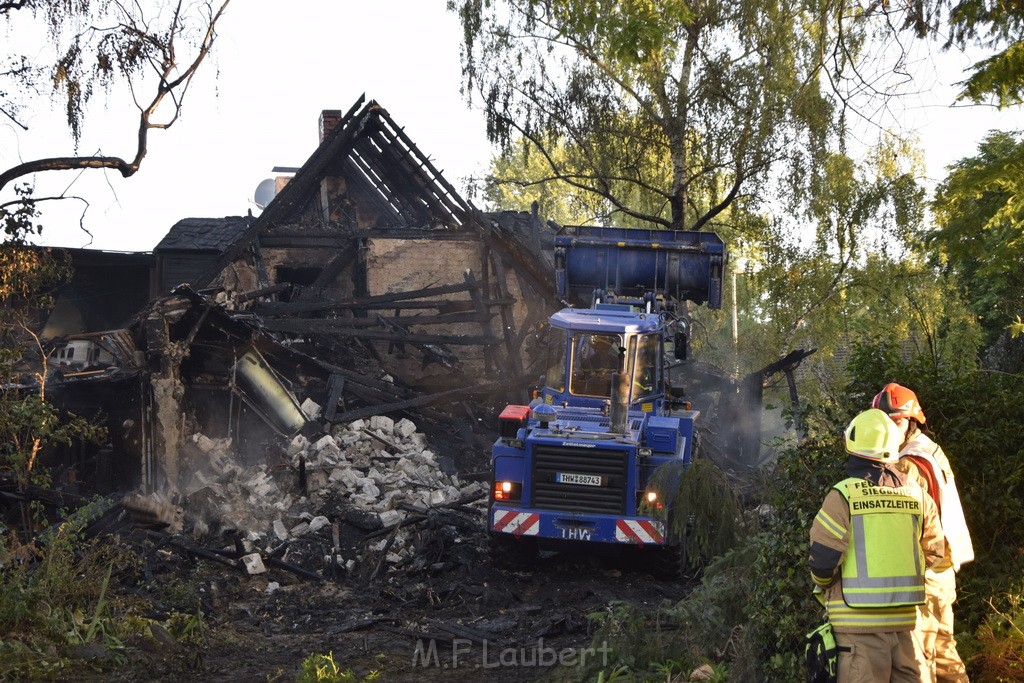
[207,554,688,682]
[97,520,692,683]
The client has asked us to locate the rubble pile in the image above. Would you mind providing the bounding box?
[177,415,489,578]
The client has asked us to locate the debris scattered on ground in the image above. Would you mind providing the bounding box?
[125,414,489,583]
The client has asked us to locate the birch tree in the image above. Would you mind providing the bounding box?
[451,0,876,232]
[0,0,231,195]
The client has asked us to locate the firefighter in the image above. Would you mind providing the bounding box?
[809,408,946,682]
[873,383,975,683]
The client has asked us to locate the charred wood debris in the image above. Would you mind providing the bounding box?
[4,277,539,591]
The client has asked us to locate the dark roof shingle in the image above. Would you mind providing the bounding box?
[155,216,250,253]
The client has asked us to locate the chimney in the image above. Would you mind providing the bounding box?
[319,109,342,144]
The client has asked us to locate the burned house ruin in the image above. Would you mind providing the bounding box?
[25,96,564,501]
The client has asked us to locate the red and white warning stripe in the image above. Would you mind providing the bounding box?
[615,519,665,544]
[492,510,540,536]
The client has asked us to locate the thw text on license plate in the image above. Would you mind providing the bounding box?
[557,472,603,486]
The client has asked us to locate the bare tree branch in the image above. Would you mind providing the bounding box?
[0,0,231,194]
[0,1,30,14]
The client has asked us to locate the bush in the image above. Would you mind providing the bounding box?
[734,413,848,682]
[0,501,136,680]
[572,556,751,681]
[297,652,381,683]
[828,340,1024,678]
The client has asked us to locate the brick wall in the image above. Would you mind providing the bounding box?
[366,238,477,295]
[365,237,529,326]
[365,236,532,380]
[319,109,342,143]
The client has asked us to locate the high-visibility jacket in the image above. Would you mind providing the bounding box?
[834,478,927,607]
[809,476,944,633]
[899,431,974,571]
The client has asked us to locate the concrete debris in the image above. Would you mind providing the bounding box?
[394,417,417,439]
[241,553,267,575]
[193,434,231,454]
[287,435,309,457]
[378,509,405,527]
[159,416,488,578]
[300,398,322,420]
[369,415,394,434]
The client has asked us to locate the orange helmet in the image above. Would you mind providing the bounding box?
[871,382,926,424]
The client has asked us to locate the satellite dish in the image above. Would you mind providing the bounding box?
[254,178,277,209]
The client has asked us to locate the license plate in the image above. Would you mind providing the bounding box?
[556,472,603,486]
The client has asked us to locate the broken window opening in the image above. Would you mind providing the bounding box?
[275,266,322,302]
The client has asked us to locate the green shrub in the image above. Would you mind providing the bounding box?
[966,593,1024,682]
[736,430,845,680]
[296,652,381,683]
[568,548,754,681]
[645,457,747,569]
[0,502,132,679]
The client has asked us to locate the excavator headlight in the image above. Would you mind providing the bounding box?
[640,489,664,510]
[638,447,653,457]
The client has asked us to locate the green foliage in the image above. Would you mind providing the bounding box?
[930,131,1024,349]
[0,188,68,314]
[593,666,630,682]
[1010,316,1024,339]
[0,501,128,679]
[164,609,206,646]
[154,575,205,615]
[586,338,1024,680]
[296,652,381,683]
[843,339,1024,678]
[687,139,939,385]
[734,241,974,387]
[0,191,114,678]
[960,41,1024,109]
[484,135,617,225]
[937,0,1024,109]
[0,191,104,491]
[646,458,746,569]
[967,593,1024,681]
[889,0,1024,107]
[734,411,849,681]
[575,557,751,682]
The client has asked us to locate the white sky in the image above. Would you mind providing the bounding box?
[0,1,1018,252]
